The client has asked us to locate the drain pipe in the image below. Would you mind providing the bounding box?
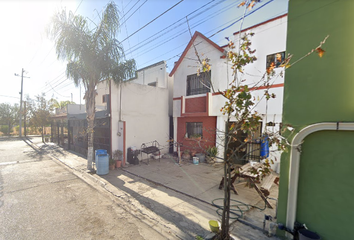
[285,122,354,239]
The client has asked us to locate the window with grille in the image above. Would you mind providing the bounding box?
[186,71,211,96]
[186,122,203,138]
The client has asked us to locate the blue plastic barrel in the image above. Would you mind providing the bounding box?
[95,149,107,163]
[260,136,269,158]
[96,153,109,175]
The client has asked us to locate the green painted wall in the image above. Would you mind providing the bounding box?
[278,1,354,239]
[296,131,354,239]
[283,0,354,127]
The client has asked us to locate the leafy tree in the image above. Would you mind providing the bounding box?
[48,2,136,171]
[26,94,51,142]
[193,5,329,238]
[0,103,19,136]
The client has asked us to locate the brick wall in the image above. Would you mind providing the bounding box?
[185,96,207,113]
[177,116,217,153]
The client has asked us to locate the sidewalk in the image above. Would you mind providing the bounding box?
[26,137,280,240]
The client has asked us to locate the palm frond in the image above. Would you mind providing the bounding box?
[48,1,136,95]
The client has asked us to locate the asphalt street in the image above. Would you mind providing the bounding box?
[0,137,169,240]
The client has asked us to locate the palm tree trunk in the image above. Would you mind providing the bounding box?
[86,85,96,171]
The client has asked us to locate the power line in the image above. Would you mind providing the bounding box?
[39,70,66,92]
[208,0,275,38]
[137,1,276,69]
[121,0,134,60]
[51,77,70,89]
[53,80,77,92]
[122,0,135,11]
[38,0,278,98]
[38,0,217,92]
[121,0,185,43]
[75,0,84,14]
[119,0,142,26]
[126,0,240,62]
[42,77,69,93]
[0,95,20,99]
[124,0,221,55]
[47,81,71,98]
[125,0,241,60]
[27,39,43,67]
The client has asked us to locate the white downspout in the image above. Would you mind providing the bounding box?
[286,122,354,238]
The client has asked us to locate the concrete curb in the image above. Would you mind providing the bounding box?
[25,138,183,240]
[24,138,280,240]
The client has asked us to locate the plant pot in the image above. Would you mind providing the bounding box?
[182,153,190,160]
[206,156,215,163]
[209,220,220,233]
[116,160,122,168]
[109,164,115,170]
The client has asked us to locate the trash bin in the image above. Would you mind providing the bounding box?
[96,153,109,175]
[128,147,139,165]
[298,229,321,240]
[195,153,205,163]
[95,149,107,163]
[193,157,199,165]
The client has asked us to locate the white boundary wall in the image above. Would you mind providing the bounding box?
[111,82,170,158]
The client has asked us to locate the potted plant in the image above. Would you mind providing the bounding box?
[190,133,202,140]
[182,149,191,160]
[206,146,218,163]
[113,150,123,168]
[109,156,115,170]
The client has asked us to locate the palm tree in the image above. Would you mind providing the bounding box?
[49,99,74,111]
[48,2,136,171]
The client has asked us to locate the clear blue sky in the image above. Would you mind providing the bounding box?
[0,0,288,106]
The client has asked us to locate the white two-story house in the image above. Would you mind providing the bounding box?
[95,61,173,165]
[170,14,287,171]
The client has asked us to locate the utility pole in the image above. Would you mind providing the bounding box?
[24,101,27,137]
[80,84,81,110]
[15,68,29,137]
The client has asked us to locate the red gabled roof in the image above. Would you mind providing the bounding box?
[169,31,225,77]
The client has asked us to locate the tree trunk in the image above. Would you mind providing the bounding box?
[7,122,11,136]
[86,85,96,171]
[41,126,44,143]
[220,117,231,240]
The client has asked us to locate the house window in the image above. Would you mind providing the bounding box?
[266,51,285,72]
[148,82,157,87]
[186,71,211,96]
[186,122,203,138]
[102,94,109,103]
